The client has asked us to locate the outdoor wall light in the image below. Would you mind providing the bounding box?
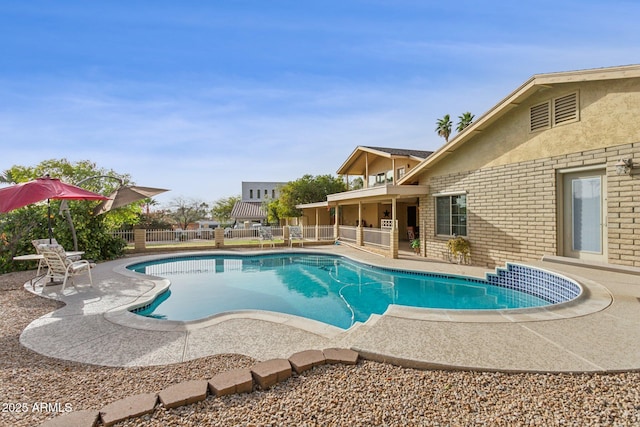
[615,158,634,175]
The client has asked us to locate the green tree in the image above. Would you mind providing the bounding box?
[0,169,16,184]
[0,208,46,272]
[435,114,453,143]
[267,175,347,221]
[349,177,364,190]
[0,159,130,272]
[264,200,281,225]
[168,197,209,229]
[132,208,173,229]
[211,195,240,225]
[456,112,475,132]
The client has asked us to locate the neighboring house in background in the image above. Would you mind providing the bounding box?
[230,200,267,225]
[299,65,640,268]
[231,181,287,225]
[241,181,285,202]
[195,220,219,235]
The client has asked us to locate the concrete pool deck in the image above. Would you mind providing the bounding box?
[19,246,640,373]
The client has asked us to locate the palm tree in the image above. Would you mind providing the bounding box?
[456,112,475,132]
[0,169,16,184]
[144,197,160,215]
[435,114,452,143]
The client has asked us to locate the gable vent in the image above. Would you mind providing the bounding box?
[530,102,550,132]
[554,92,578,125]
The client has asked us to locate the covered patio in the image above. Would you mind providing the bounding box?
[297,145,431,258]
[298,184,427,258]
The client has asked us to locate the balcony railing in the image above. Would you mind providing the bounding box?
[338,225,357,243]
[363,227,390,248]
[303,225,335,241]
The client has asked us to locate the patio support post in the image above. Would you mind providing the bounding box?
[333,203,339,241]
[356,201,363,246]
[365,153,369,189]
[134,229,146,251]
[284,225,291,246]
[214,226,224,248]
[421,218,426,257]
[315,208,319,241]
[392,158,396,183]
[390,197,398,259]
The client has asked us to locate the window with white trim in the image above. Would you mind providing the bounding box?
[436,194,467,236]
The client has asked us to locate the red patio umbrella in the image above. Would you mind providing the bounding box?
[0,175,109,241]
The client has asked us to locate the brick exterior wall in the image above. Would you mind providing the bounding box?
[608,143,640,266]
[420,142,640,268]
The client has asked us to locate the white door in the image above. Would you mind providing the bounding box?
[562,171,607,261]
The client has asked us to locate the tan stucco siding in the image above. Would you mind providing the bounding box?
[421,79,640,181]
[299,207,331,226]
[367,157,393,175]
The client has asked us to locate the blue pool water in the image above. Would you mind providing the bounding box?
[127,254,554,329]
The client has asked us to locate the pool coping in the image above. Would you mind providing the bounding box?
[19,246,640,372]
[104,250,612,332]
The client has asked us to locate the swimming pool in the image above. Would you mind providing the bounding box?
[127,253,582,329]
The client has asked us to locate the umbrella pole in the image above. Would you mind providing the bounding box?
[47,198,56,284]
[64,208,79,252]
[47,199,53,244]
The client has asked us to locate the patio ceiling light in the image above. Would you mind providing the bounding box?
[615,158,634,175]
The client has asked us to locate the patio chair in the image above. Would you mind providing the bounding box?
[38,244,94,291]
[258,226,276,249]
[289,226,304,248]
[406,227,416,241]
[32,238,81,276]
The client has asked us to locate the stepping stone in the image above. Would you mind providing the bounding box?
[289,349,326,374]
[209,368,254,396]
[323,348,359,365]
[38,409,100,427]
[251,358,292,389]
[158,380,209,409]
[100,392,157,427]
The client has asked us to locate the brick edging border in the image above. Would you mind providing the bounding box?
[38,348,359,427]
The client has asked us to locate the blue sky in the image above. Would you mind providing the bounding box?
[1,1,639,206]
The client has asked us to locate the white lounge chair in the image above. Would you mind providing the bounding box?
[289,226,304,247]
[258,226,276,249]
[32,238,81,276]
[38,244,94,291]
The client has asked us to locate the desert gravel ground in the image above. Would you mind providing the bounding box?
[1,270,639,426]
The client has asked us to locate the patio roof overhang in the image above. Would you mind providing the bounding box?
[296,185,428,210]
[296,200,329,209]
[326,184,429,205]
